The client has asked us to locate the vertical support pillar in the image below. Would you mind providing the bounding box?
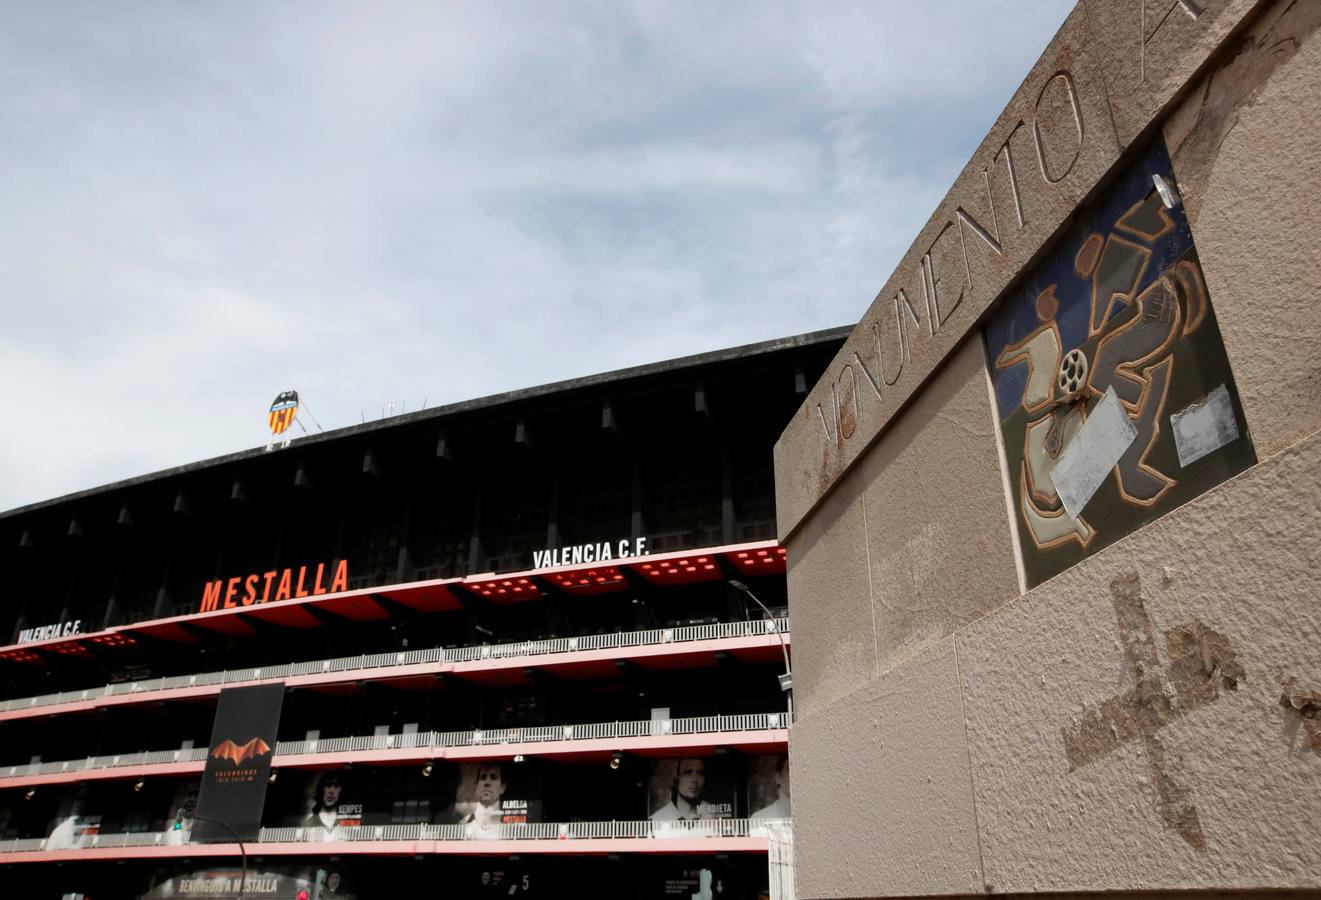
[395,501,414,584]
[545,471,561,552]
[631,462,645,543]
[468,489,485,576]
[721,446,736,545]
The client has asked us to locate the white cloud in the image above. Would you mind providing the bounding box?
[0,0,1073,512]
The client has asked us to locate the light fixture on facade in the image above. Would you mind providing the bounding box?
[422,761,434,777]
[728,579,794,715]
[609,752,623,770]
[133,780,145,792]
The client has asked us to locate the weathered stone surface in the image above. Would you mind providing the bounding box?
[958,428,1321,893]
[1164,0,1321,458]
[856,339,1020,676]
[1081,0,1268,148]
[776,6,1122,540]
[785,459,876,718]
[792,637,983,899]
[782,2,1321,896]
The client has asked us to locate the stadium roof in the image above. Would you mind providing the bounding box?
[2,326,850,519]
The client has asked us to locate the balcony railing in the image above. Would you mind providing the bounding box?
[0,711,791,781]
[0,617,788,716]
[0,817,789,856]
[0,747,210,779]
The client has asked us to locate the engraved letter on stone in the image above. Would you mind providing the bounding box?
[922,223,965,331]
[1032,70,1084,186]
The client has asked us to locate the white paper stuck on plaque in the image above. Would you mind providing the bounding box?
[1051,387,1137,521]
[1170,384,1239,467]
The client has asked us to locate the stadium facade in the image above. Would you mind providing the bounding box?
[0,327,846,900]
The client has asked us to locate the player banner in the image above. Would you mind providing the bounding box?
[192,683,285,842]
[747,755,791,820]
[647,757,736,821]
[451,761,541,835]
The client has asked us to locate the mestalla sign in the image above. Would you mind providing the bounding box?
[198,560,348,613]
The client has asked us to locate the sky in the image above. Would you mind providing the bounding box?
[0,0,1074,513]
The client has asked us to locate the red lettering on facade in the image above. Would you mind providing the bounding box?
[261,571,277,603]
[200,580,224,613]
[196,560,349,613]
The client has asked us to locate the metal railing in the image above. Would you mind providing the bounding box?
[0,817,789,855]
[0,747,208,779]
[0,712,791,781]
[0,617,787,715]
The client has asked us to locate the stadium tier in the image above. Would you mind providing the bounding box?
[0,328,846,900]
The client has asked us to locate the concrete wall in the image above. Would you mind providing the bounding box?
[777,0,1321,896]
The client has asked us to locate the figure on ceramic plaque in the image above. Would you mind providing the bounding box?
[983,139,1254,588]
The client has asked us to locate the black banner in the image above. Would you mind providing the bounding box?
[192,683,285,842]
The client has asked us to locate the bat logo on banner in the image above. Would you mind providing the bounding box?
[211,737,272,765]
[268,391,299,436]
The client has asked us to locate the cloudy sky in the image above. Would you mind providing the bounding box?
[0,1,1073,512]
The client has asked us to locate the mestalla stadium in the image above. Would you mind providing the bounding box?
[0,328,845,900]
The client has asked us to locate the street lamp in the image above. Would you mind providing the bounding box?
[727,579,792,718]
[176,809,248,900]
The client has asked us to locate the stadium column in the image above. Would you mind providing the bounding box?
[630,461,645,543]
[99,532,121,629]
[467,488,485,575]
[720,446,735,545]
[394,503,413,584]
[100,583,118,631]
[329,510,345,569]
[545,470,560,552]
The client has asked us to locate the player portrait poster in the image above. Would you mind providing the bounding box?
[747,755,790,820]
[315,866,358,899]
[450,761,541,834]
[192,683,285,842]
[647,757,735,822]
[45,813,100,850]
[296,768,364,835]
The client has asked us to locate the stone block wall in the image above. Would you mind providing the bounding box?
[776,1,1321,896]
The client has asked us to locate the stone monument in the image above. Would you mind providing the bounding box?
[775,0,1321,896]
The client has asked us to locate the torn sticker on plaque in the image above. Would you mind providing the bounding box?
[1170,384,1239,467]
[1052,387,1138,520]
